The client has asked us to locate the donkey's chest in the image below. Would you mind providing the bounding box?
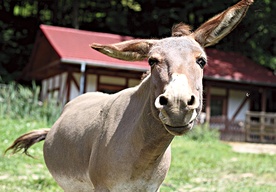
[98,151,170,192]
[108,178,161,192]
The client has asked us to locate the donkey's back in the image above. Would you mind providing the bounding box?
[43,88,140,191]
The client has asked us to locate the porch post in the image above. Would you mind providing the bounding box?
[225,89,229,130]
[261,88,267,112]
[79,62,87,94]
[66,72,71,103]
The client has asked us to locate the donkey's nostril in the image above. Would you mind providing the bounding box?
[159,96,168,106]
[187,95,195,106]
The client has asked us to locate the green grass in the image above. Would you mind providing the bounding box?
[162,132,276,192]
[0,118,61,192]
[1,118,275,192]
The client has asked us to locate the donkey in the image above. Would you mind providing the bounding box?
[6,0,253,191]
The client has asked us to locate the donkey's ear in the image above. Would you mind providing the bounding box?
[90,39,157,61]
[193,0,253,47]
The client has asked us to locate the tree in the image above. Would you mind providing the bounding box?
[0,0,275,83]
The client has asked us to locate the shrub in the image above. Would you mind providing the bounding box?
[0,82,61,125]
[186,123,219,141]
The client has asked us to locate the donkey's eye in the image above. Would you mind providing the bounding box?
[148,58,159,67]
[196,57,207,69]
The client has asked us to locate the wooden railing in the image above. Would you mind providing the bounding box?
[209,116,246,142]
[245,111,276,143]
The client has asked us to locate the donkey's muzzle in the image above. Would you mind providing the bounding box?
[154,74,200,136]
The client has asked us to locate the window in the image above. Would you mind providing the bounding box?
[210,95,226,117]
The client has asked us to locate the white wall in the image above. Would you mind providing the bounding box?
[59,73,67,104]
[70,73,81,100]
[70,73,98,99]
[42,72,98,104]
[42,73,142,104]
[86,74,97,92]
[42,74,250,122]
[228,90,249,121]
[41,72,67,104]
[209,87,249,122]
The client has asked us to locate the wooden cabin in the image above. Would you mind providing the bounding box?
[22,25,276,142]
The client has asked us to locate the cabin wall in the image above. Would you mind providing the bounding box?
[42,74,251,123]
[97,74,141,93]
[41,72,141,105]
[41,73,67,104]
[86,74,97,92]
[128,79,141,87]
[100,75,126,86]
[209,87,249,122]
[70,73,81,100]
[210,87,226,96]
[228,90,249,121]
[70,73,98,100]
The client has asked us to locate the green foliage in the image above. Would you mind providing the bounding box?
[1,0,275,82]
[186,124,219,142]
[215,0,276,70]
[0,82,61,125]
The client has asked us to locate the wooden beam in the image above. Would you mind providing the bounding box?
[66,72,72,103]
[84,73,87,93]
[229,94,250,123]
[204,79,265,92]
[261,88,267,112]
[60,64,143,80]
[79,62,86,94]
[96,74,100,92]
[71,73,80,91]
[57,74,63,103]
[225,89,229,130]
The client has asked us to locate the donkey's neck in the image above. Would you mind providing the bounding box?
[129,75,174,178]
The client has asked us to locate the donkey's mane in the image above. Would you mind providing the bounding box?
[171,23,193,37]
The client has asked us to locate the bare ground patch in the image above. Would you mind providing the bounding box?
[226,142,276,155]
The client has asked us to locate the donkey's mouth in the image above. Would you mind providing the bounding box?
[164,121,194,136]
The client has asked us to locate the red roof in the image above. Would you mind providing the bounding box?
[205,49,276,85]
[40,25,148,71]
[39,24,276,86]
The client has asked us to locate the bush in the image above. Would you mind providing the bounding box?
[0,82,61,125]
[186,123,219,142]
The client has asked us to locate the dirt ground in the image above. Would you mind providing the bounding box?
[226,142,276,155]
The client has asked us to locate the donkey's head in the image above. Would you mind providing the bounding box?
[91,0,253,136]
